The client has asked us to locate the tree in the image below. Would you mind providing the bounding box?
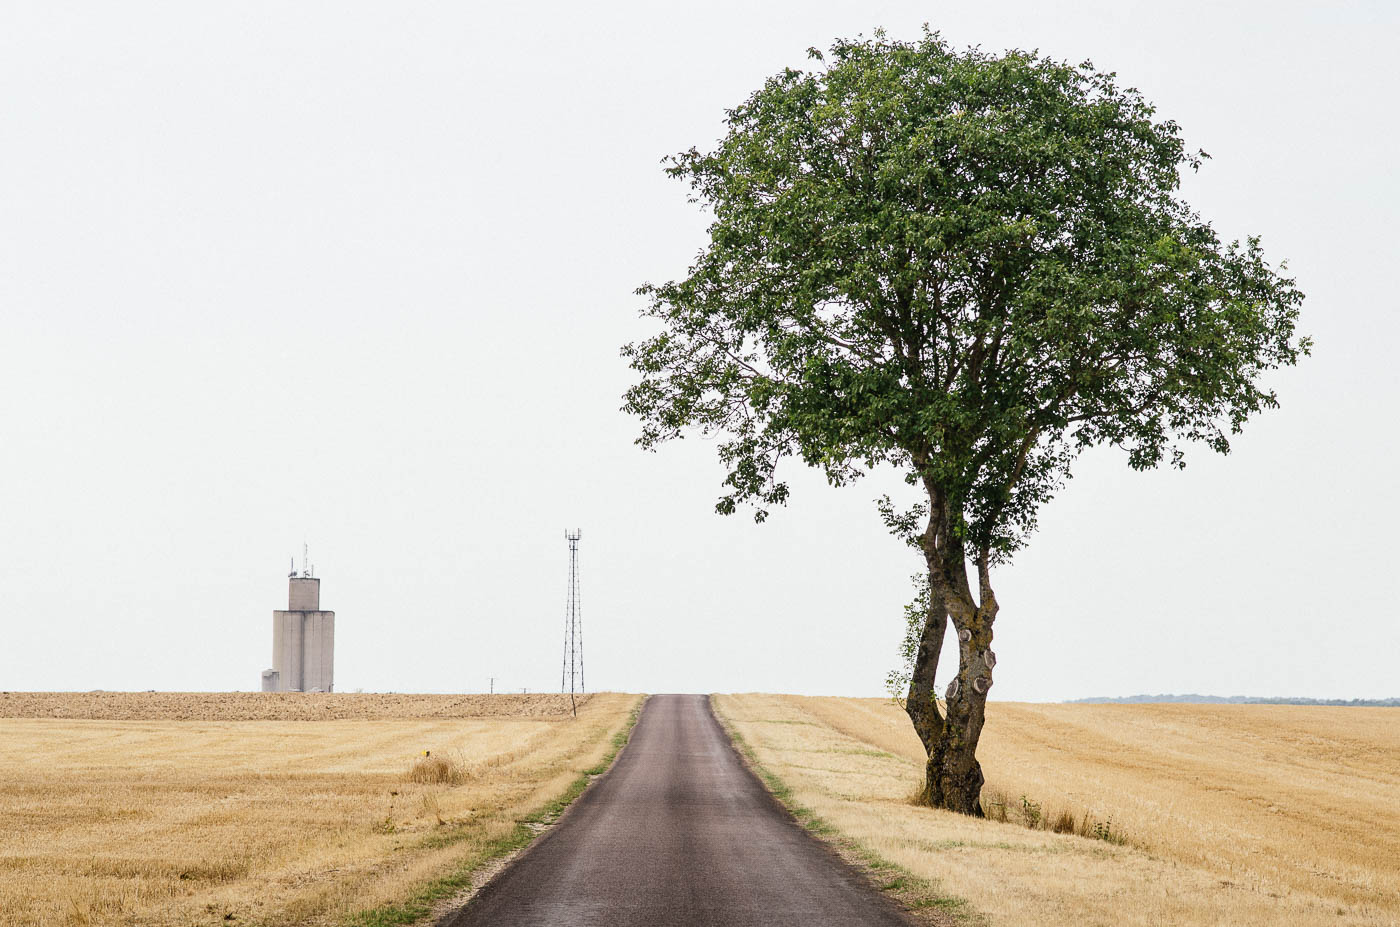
[621,31,1306,814]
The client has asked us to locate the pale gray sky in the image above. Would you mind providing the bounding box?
[1,1,1395,699]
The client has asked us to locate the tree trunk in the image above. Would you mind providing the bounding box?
[914,598,996,815]
[908,485,997,816]
[919,609,993,813]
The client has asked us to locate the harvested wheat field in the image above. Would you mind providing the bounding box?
[713,694,1400,927]
[0,691,640,927]
[0,691,594,722]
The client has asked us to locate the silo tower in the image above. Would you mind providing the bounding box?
[261,548,335,692]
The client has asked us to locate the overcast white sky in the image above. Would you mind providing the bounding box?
[1,1,1395,700]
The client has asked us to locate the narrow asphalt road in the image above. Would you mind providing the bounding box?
[442,694,914,927]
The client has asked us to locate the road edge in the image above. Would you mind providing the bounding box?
[341,694,648,927]
[708,694,983,927]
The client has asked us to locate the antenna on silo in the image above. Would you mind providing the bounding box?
[561,530,584,716]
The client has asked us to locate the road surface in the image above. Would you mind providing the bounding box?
[442,693,913,927]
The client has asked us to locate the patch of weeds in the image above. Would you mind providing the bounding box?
[979,789,1009,822]
[407,752,467,786]
[1008,789,1125,851]
[1019,795,1042,830]
[1079,814,1128,845]
[418,792,448,827]
[1049,809,1077,834]
[995,789,1131,847]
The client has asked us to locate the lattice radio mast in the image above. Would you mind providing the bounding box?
[561,530,584,714]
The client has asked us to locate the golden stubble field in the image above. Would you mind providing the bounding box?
[714,694,1400,927]
[0,692,640,927]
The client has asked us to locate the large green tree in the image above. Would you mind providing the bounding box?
[622,31,1306,814]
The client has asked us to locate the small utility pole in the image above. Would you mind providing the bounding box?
[489,677,494,695]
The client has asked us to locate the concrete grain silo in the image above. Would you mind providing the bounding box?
[261,565,334,692]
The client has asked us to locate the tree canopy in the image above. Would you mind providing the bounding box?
[624,31,1305,561]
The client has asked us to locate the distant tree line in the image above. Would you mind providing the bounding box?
[1070,695,1399,707]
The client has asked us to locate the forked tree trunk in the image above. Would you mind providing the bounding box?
[904,485,999,815]
[907,555,996,814]
[917,609,994,814]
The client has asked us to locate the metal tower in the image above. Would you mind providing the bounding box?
[561,530,584,707]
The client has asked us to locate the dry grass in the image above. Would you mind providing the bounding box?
[0,691,640,927]
[406,752,466,786]
[714,694,1400,927]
